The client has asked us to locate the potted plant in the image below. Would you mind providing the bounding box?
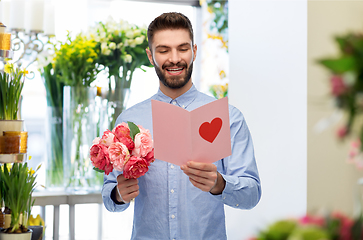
[0,162,40,240]
[0,62,28,133]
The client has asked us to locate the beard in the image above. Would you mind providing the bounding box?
[154,61,193,89]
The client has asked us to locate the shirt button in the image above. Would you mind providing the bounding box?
[172,101,176,105]
[171,215,175,219]
[170,164,174,169]
[182,105,185,108]
[223,197,226,200]
[236,204,239,207]
[171,189,174,193]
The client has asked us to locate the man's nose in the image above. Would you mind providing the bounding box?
[169,49,181,64]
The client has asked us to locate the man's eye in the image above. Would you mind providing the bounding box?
[159,50,168,53]
[180,49,188,52]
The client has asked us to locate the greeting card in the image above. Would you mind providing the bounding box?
[151,97,231,166]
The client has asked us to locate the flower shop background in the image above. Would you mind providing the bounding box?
[5,0,363,240]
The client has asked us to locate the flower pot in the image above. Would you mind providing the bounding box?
[0,229,32,240]
[0,211,4,228]
[28,226,43,240]
[0,120,23,134]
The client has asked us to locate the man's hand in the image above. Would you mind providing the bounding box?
[181,161,226,195]
[116,174,139,203]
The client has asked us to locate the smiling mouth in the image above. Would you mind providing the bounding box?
[166,67,184,75]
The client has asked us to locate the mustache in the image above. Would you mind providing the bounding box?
[162,62,187,69]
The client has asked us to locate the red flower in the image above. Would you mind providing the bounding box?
[113,124,135,150]
[123,156,149,179]
[90,144,113,175]
[144,148,155,165]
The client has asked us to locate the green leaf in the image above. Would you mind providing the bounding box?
[93,167,105,173]
[128,121,140,141]
[317,56,356,74]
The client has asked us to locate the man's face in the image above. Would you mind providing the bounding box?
[146,29,197,89]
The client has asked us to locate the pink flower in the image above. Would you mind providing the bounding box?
[298,214,325,227]
[90,144,113,175]
[330,75,347,96]
[336,126,348,139]
[109,142,130,172]
[331,212,354,240]
[113,124,135,150]
[92,137,101,145]
[123,156,149,179]
[99,130,116,147]
[144,148,155,165]
[132,129,153,158]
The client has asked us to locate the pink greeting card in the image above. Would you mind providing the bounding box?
[151,97,231,166]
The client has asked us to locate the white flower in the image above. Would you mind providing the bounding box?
[128,40,136,48]
[133,29,141,37]
[122,54,132,63]
[126,30,134,39]
[102,48,112,56]
[100,32,106,39]
[134,36,145,45]
[117,42,123,49]
[109,42,116,50]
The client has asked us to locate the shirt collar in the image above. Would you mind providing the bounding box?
[155,84,198,109]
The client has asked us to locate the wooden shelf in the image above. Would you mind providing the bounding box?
[0,153,27,164]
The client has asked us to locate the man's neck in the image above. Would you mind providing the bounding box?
[159,81,193,100]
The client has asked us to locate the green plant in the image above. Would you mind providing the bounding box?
[0,163,40,233]
[0,62,28,120]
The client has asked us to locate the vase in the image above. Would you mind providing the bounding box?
[106,88,130,130]
[63,86,99,192]
[0,229,32,240]
[45,106,64,190]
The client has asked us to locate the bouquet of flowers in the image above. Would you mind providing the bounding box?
[90,121,154,179]
[86,17,152,129]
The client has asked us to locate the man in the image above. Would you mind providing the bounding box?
[102,12,261,240]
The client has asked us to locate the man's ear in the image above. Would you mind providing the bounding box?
[192,44,197,62]
[146,48,154,66]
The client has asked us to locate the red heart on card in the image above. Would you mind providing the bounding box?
[199,117,222,143]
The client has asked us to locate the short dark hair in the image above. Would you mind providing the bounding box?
[147,12,194,50]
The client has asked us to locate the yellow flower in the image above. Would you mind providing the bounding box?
[219,70,226,79]
[22,68,29,75]
[86,58,93,63]
[4,62,13,74]
[28,168,35,175]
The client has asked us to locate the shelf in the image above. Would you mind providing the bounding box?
[0,153,27,164]
[0,49,13,59]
